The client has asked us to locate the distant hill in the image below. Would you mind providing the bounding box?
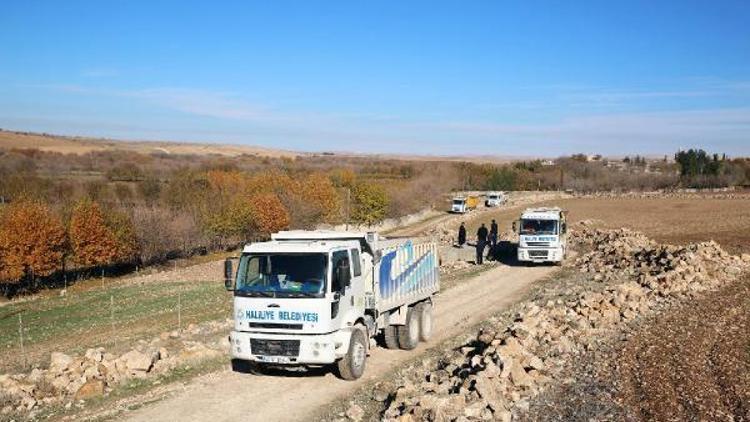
[0,129,299,158]
[0,128,538,163]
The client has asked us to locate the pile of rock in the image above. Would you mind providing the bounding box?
[0,320,230,416]
[373,228,749,421]
[574,228,748,295]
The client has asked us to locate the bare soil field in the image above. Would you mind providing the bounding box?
[548,196,750,254]
[527,196,750,421]
[616,274,750,421]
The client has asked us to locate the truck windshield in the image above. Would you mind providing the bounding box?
[520,219,558,235]
[235,253,327,298]
[453,200,464,205]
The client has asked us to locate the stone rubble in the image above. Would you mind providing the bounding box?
[0,319,231,417]
[358,228,749,421]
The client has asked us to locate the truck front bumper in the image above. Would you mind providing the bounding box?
[517,247,564,263]
[230,330,351,365]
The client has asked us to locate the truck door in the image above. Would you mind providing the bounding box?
[331,250,356,326]
[348,248,365,314]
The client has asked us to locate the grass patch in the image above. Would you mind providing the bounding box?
[0,279,231,373]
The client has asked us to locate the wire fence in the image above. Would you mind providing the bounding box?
[2,275,232,374]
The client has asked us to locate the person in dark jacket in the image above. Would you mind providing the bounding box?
[457,222,467,247]
[476,223,488,264]
[488,219,499,259]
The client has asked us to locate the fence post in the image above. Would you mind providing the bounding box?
[177,290,182,332]
[110,295,116,349]
[18,314,26,369]
[101,268,105,288]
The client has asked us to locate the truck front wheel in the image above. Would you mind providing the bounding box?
[336,326,367,380]
[397,306,420,350]
[231,359,264,375]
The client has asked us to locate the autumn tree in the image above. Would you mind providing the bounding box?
[299,173,340,221]
[350,182,388,226]
[203,198,256,243]
[69,200,118,268]
[249,192,290,236]
[0,200,66,288]
[105,209,139,264]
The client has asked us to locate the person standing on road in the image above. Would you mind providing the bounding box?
[476,223,488,264]
[489,219,498,248]
[457,222,467,247]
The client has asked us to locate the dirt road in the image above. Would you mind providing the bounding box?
[124,263,558,422]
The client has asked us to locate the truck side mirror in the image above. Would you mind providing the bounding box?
[224,259,235,291]
[512,221,517,233]
[561,223,567,234]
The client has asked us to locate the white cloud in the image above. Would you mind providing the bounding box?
[13,83,750,156]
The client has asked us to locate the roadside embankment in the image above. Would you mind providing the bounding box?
[335,227,749,421]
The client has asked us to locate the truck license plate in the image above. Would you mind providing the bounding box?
[259,356,291,364]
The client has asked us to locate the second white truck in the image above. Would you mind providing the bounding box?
[514,207,567,264]
[224,230,440,380]
[485,191,506,207]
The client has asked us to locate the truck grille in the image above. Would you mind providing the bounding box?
[528,250,549,258]
[250,339,300,357]
[526,242,551,247]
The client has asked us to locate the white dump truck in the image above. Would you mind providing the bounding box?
[485,191,506,207]
[224,231,440,380]
[513,207,567,264]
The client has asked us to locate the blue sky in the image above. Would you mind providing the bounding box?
[1,1,749,156]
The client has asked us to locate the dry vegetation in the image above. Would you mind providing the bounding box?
[2,130,747,298]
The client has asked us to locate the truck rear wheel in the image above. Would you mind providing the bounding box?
[383,324,400,349]
[417,302,433,341]
[336,326,367,380]
[397,306,420,350]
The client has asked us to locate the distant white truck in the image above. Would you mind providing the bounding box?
[513,207,567,264]
[450,195,479,213]
[485,191,506,207]
[224,231,439,380]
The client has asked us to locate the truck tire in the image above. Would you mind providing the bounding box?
[336,326,367,380]
[397,306,420,350]
[417,302,433,342]
[383,324,400,349]
[231,359,264,375]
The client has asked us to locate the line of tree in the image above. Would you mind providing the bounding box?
[1,143,748,296]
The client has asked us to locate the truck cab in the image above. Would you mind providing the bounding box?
[450,195,478,213]
[485,191,505,207]
[451,197,468,213]
[514,207,567,264]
